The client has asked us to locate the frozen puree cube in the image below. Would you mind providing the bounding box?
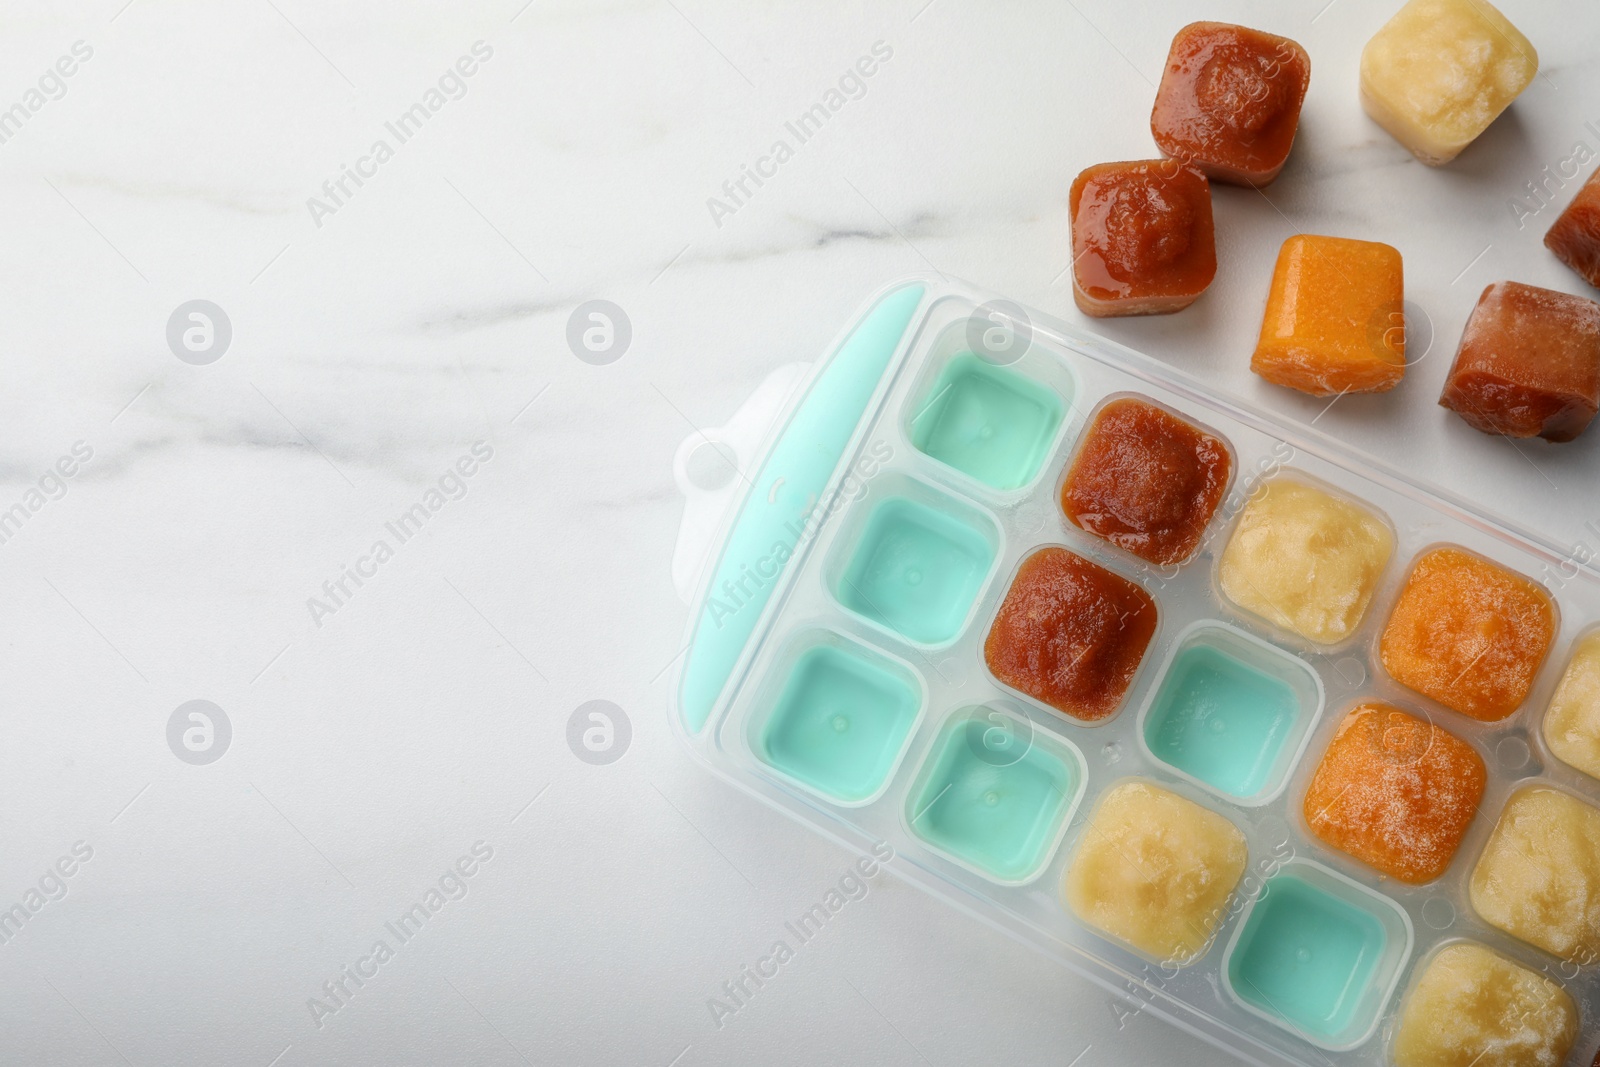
[984,547,1158,722]
[1546,169,1600,289]
[1393,942,1576,1067]
[1379,547,1555,721]
[1150,22,1311,187]
[1060,397,1233,567]
[1064,780,1247,965]
[1470,787,1600,965]
[1545,630,1600,782]
[1303,703,1486,884]
[1359,0,1538,166]
[1439,281,1600,442]
[1069,160,1216,318]
[1252,234,1406,396]
[1217,476,1393,646]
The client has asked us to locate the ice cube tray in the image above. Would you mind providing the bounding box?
[669,276,1600,1067]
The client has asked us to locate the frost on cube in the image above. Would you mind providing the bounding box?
[1439,281,1600,443]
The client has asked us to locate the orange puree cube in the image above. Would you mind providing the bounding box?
[1379,547,1556,722]
[1251,234,1406,396]
[1303,703,1487,884]
[1070,161,1216,318]
[1439,281,1600,443]
[1546,169,1600,290]
[1151,22,1311,188]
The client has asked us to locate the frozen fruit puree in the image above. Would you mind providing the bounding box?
[1392,942,1576,1067]
[1303,703,1486,884]
[984,547,1157,722]
[1359,0,1538,166]
[1069,161,1216,318]
[1380,547,1555,722]
[1470,787,1600,965]
[1439,281,1600,443]
[1151,22,1311,187]
[1217,476,1393,645]
[1545,630,1600,782]
[1061,397,1232,567]
[1546,168,1600,289]
[1251,234,1406,396]
[1064,780,1247,965]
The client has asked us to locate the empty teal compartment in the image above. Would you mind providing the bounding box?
[1141,623,1322,804]
[835,496,996,646]
[1146,648,1295,797]
[906,711,1083,883]
[754,640,922,805]
[908,353,1065,490]
[1225,866,1409,1049]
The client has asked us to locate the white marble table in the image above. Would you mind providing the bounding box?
[2,0,1597,1064]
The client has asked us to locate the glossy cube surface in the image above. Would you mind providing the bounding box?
[1151,22,1310,187]
[1069,160,1216,318]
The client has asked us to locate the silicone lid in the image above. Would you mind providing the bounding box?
[678,282,926,731]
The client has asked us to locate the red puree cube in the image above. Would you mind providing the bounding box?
[1546,169,1600,290]
[1069,161,1216,318]
[1151,22,1311,188]
[1439,281,1600,442]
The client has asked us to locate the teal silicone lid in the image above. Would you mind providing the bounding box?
[678,283,925,732]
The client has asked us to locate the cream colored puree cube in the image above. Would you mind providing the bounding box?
[1360,0,1537,165]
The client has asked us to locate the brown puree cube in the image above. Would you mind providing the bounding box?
[1546,168,1600,289]
[1060,397,1232,568]
[1439,281,1600,442]
[984,547,1157,722]
[1069,161,1216,318]
[1150,22,1311,188]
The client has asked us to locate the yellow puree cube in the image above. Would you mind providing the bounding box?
[1392,942,1576,1067]
[1470,787,1600,965]
[1545,630,1600,782]
[1360,0,1538,165]
[1217,476,1394,645]
[1064,781,1247,966]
